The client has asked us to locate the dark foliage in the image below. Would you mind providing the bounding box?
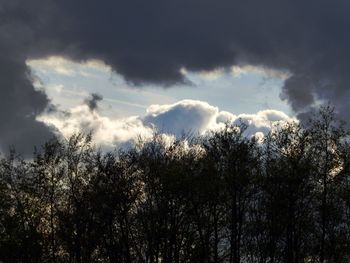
[1,107,350,262]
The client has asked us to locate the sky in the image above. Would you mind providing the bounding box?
[1,0,350,155]
[27,56,291,117]
[25,56,294,151]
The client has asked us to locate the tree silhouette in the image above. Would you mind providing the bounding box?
[1,108,350,262]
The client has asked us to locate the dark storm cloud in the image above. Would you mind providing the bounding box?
[0,1,57,156]
[2,0,350,154]
[0,56,54,155]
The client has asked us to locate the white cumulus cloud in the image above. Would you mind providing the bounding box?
[39,105,154,151]
[143,100,221,136]
[39,99,295,150]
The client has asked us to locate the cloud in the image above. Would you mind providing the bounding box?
[0,56,54,156]
[198,69,225,80]
[233,110,293,137]
[39,99,293,150]
[144,100,294,138]
[231,65,290,80]
[143,100,221,136]
[27,56,111,77]
[38,104,154,151]
[3,0,350,154]
[33,0,350,118]
[84,93,103,111]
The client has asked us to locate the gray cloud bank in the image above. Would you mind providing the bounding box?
[1,0,350,154]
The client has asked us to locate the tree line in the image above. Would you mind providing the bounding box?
[1,107,350,262]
